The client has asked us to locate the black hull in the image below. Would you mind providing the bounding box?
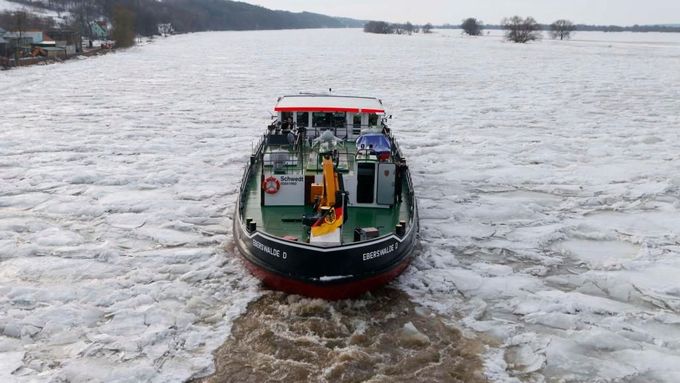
[233,201,419,299]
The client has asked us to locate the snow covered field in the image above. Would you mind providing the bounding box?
[1,28,680,382]
[0,0,70,23]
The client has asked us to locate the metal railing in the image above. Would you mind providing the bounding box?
[238,135,266,216]
[274,121,383,140]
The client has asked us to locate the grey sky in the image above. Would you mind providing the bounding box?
[246,0,680,25]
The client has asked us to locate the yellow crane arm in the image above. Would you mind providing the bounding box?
[322,156,336,207]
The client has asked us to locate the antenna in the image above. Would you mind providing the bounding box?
[329,88,332,93]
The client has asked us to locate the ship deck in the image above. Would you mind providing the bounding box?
[241,138,409,243]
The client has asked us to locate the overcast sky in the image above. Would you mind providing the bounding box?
[245,0,680,25]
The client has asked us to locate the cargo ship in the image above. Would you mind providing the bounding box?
[233,94,418,299]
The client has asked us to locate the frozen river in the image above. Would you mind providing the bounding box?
[1,29,680,382]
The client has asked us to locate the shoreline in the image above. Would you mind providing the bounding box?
[1,46,116,70]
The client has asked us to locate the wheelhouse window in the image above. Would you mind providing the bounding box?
[312,112,348,128]
[333,112,346,128]
[353,114,362,129]
[368,113,379,126]
[296,112,309,128]
[313,112,332,127]
[281,112,294,131]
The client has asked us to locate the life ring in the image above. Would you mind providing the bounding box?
[263,176,280,194]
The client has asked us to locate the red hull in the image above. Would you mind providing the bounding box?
[240,255,412,300]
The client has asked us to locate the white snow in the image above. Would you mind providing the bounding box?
[0,0,69,23]
[1,28,680,382]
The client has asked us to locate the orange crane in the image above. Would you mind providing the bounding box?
[307,154,346,243]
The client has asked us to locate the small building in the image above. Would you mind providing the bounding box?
[4,32,33,58]
[47,29,81,54]
[3,29,80,60]
[88,21,108,40]
[42,46,67,59]
[158,23,174,36]
[33,32,56,48]
[4,30,39,58]
[5,30,44,44]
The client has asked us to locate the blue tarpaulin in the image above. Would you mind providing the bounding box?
[356,134,391,153]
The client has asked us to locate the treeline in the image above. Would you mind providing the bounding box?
[0,10,57,31]
[364,21,433,34]
[573,24,680,33]
[454,16,680,43]
[458,17,577,42]
[440,22,680,33]
[5,0,73,14]
[1,0,364,36]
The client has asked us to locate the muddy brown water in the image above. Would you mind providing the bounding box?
[192,288,486,383]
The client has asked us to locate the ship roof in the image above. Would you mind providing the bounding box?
[275,94,385,113]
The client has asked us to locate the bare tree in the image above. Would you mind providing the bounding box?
[422,23,433,33]
[501,16,541,43]
[404,21,414,35]
[461,18,483,36]
[550,19,575,40]
[13,11,28,65]
[363,21,420,35]
[363,21,393,34]
[69,0,101,47]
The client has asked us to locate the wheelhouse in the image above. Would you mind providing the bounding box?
[274,94,386,140]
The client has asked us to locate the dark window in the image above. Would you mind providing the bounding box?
[353,114,362,129]
[281,112,293,131]
[313,112,333,127]
[296,112,309,128]
[333,112,346,127]
[368,114,379,126]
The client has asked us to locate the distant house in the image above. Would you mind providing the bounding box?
[158,23,174,36]
[48,29,81,54]
[3,29,81,59]
[33,33,57,47]
[3,31,34,57]
[5,31,58,51]
[41,46,67,59]
[88,21,109,40]
[5,31,46,44]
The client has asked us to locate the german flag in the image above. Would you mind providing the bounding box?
[311,207,343,237]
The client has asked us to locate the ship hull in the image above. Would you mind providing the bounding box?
[233,197,418,300]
